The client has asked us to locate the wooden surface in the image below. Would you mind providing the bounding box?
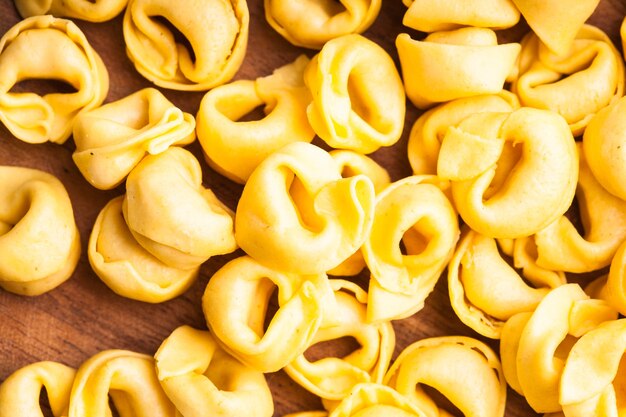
[0,0,625,415]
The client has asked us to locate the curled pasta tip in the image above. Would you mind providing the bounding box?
[123,147,237,270]
[305,34,405,154]
[511,0,601,56]
[123,0,249,91]
[327,383,427,417]
[0,361,75,417]
[363,175,459,323]
[88,196,199,303]
[15,0,128,22]
[511,24,624,136]
[235,142,375,275]
[384,336,507,417]
[402,0,520,32]
[68,350,177,417]
[438,107,578,239]
[396,28,520,110]
[265,0,381,49]
[0,166,80,296]
[0,15,109,144]
[202,255,335,373]
[583,95,626,201]
[197,55,314,184]
[73,87,196,190]
[154,325,274,417]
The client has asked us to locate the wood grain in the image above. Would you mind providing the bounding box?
[0,1,624,416]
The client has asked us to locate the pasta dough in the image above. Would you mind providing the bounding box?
[14,0,128,22]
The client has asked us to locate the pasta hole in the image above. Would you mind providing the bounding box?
[38,388,54,417]
[288,176,324,233]
[340,165,360,178]
[152,16,196,64]
[484,141,522,200]
[401,223,430,256]
[261,282,280,337]
[237,104,267,122]
[555,334,578,361]
[304,336,361,362]
[9,78,78,95]
[419,384,463,417]
[348,73,372,123]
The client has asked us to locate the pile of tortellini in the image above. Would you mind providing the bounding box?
[1,0,626,416]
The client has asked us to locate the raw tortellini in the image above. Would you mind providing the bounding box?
[0,15,108,144]
[0,166,81,296]
[14,0,128,22]
[123,0,249,90]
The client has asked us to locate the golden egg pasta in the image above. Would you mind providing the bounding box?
[15,0,128,22]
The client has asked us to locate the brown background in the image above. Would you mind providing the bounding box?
[0,0,625,415]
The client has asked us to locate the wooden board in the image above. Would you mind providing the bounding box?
[0,0,624,415]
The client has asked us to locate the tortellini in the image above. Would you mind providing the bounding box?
[14,0,128,22]
[0,166,81,296]
[203,255,335,373]
[326,383,427,417]
[235,142,375,275]
[511,24,624,136]
[305,34,405,154]
[123,0,249,90]
[73,87,195,190]
[0,15,108,144]
[437,107,578,239]
[196,55,314,184]
[68,350,177,417]
[396,28,520,109]
[265,0,381,50]
[583,95,626,200]
[285,280,395,400]
[363,175,459,322]
[593,239,626,316]
[0,361,75,417]
[384,336,507,417]
[154,325,274,417]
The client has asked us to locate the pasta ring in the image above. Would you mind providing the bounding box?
[235,142,375,275]
[285,280,395,400]
[73,87,195,190]
[305,34,405,154]
[512,24,624,137]
[123,0,249,91]
[407,91,519,175]
[0,361,75,417]
[68,349,177,417]
[154,325,274,417]
[265,0,381,49]
[15,0,128,22]
[0,15,108,144]
[0,166,81,296]
[363,175,459,323]
[384,336,507,417]
[88,196,199,303]
[202,255,335,373]
[197,55,314,184]
[396,28,520,109]
[123,147,237,270]
[438,108,578,239]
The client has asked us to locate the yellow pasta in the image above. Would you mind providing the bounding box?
[123,0,248,91]
[123,147,237,270]
[326,383,427,417]
[402,0,520,32]
[73,87,195,190]
[511,0,601,56]
[363,175,459,322]
[88,196,199,303]
[438,108,578,239]
[500,284,617,413]
[448,228,551,339]
[265,0,381,49]
[0,361,75,417]
[305,34,405,154]
[0,15,108,144]
[384,336,506,417]
[599,239,626,316]
[396,28,520,109]
[236,142,375,275]
[154,325,274,417]
[0,166,80,296]
[197,55,314,184]
[202,255,335,373]
[511,24,624,136]
[68,350,177,417]
[622,17,626,61]
[583,95,626,201]
[14,0,128,22]
[285,280,395,400]
[407,91,519,176]
[282,413,328,417]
